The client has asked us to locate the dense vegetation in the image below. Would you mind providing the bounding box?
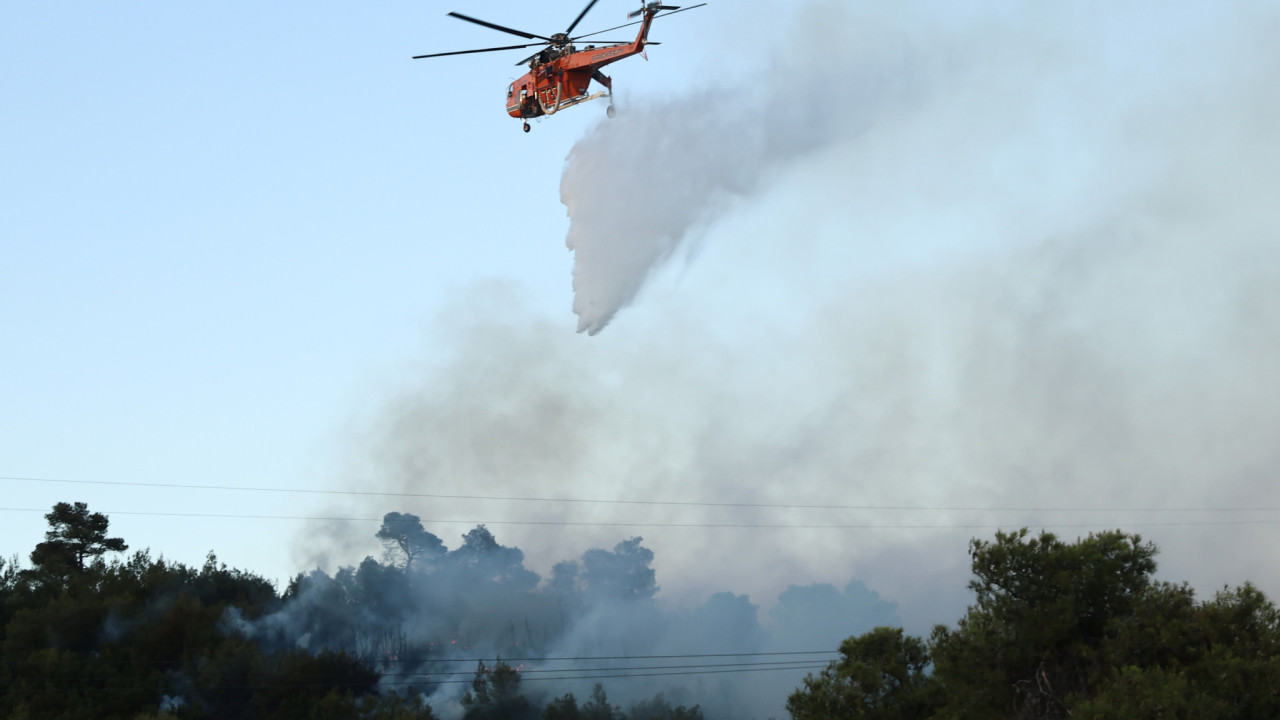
[0,502,429,719]
[0,503,702,720]
[788,528,1280,720]
[6,503,1277,719]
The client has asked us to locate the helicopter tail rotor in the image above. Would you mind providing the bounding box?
[628,3,681,19]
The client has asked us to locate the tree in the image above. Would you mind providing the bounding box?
[462,659,535,720]
[544,685,621,720]
[1071,582,1280,719]
[582,684,622,720]
[544,692,584,720]
[29,502,127,574]
[787,627,939,720]
[787,528,1280,720]
[928,528,1157,720]
[580,537,657,601]
[376,512,445,571]
[625,693,703,720]
[449,525,540,589]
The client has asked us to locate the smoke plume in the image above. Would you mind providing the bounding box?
[299,0,1280,715]
[319,0,1280,634]
[272,524,894,719]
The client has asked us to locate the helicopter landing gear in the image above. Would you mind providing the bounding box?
[523,121,531,133]
[593,69,615,119]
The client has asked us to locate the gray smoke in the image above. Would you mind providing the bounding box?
[270,525,895,719]
[298,0,1280,716]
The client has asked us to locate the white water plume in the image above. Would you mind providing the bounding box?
[561,3,923,334]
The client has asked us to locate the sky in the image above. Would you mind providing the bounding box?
[5,0,1280,659]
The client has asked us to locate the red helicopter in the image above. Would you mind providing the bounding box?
[414,1,706,132]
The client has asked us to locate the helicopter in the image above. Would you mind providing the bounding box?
[413,1,706,132]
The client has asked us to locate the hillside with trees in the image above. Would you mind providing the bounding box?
[4,504,1277,719]
[0,502,430,719]
[0,504,702,719]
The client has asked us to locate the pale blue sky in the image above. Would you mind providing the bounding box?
[1,0,637,575]
[4,0,1279,632]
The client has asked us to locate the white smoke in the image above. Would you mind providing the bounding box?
[333,0,1280,620]
[271,525,898,720]
[301,0,1280,714]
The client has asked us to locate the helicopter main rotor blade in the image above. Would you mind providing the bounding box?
[572,19,640,40]
[564,0,602,37]
[414,42,547,60]
[447,12,554,42]
[572,3,706,42]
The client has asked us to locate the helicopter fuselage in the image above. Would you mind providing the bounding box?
[413,2,702,130]
[506,7,659,120]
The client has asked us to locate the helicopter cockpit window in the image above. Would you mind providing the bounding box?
[507,83,514,98]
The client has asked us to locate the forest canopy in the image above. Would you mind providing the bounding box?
[3,505,1276,719]
[0,505,703,720]
[788,528,1280,720]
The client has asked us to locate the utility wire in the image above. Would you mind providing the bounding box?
[380,662,834,685]
[369,650,840,664]
[80,659,833,681]
[372,659,833,678]
[34,651,839,691]
[53,649,841,668]
[49,662,837,694]
[3,474,1275,513]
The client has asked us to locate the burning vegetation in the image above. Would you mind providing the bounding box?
[0,504,891,718]
[5,504,1278,719]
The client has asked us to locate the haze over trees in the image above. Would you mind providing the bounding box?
[0,506,707,719]
[4,505,1276,719]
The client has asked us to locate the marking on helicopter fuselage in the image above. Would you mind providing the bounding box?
[591,46,629,62]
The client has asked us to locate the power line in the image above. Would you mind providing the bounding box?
[50,662,837,695]
[33,651,842,691]
[54,649,841,668]
[91,659,833,680]
[382,662,834,685]
[374,659,832,678]
[4,474,1275,513]
[2,506,1279,530]
[375,650,840,664]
